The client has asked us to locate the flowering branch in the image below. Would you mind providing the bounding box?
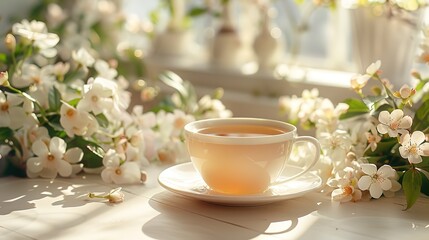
[279,60,429,209]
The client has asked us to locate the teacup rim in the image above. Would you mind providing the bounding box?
[184,117,296,145]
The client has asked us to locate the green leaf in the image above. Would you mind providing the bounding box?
[412,100,429,132]
[67,98,80,107]
[67,137,104,168]
[365,138,398,157]
[402,168,422,210]
[48,86,62,112]
[187,7,208,17]
[0,53,7,63]
[95,113,109,128]
[0,127,23,156]
[362,94,387,110]
[339,98,369,120]
[372,103,394,117]
[0,127,13,139]
[63,70,85,84]
[159,71,188,97]
[420,170,429,196]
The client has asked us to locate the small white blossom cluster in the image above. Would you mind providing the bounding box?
[0,19,231,184]
[279,60,429,204]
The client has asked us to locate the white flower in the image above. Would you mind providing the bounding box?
[197,95,232,119]
[26,137,83,178]
[101,149,142,184]
[365,124,381,152]
[77,78,114,115]
[169,110,195,138]
[12,19,59,58]
[15,63,54,88]
[397,84,414,99]
[313,99,348,134]
[399,131,429,164]
[376,109,412,137]
[95,59,117,79]
[366,60,381,76]
[279,95,301,122]
[319,130,352,163]
[88,187,125,204]
[60,102,98,137]
[357,164,395,199]
[72,47,95,68]
[350,74,370,92]
[106,187,125,203]
[329,167,362,203]
[0,91,26,129]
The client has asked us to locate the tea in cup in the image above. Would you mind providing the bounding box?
[184,118,320,195]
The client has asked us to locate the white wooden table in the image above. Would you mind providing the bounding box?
[1,163,428,240]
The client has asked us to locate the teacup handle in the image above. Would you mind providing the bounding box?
[274,136,321,185]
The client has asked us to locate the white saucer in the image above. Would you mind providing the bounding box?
[158,162,322,206]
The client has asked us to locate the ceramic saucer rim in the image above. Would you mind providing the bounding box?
[158,162,322,206]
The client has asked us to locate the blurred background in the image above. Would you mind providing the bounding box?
[1,0,428,121]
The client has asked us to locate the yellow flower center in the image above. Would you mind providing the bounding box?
[0,102,9,112]
[390,121,399,130]
[174,117,186,129]
[115,168,122,175]
[66,109,75,118]
[91,95,99,102]
[343,186,353,195]
[409,145,418,155]
[47,154,55,161]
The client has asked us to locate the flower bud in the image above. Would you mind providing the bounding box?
[4,34,16,51]
[411,70,421,80]
[0,71,9,86]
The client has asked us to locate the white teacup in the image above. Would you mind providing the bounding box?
[184,118,320,195]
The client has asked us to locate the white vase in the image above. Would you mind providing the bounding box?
[253,7,283,73]
[349,7,422,87]
[152,29,193,59]
[211,3,244,69]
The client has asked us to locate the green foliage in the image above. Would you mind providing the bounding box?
[420,171,429,196]
[48,86,62,112]
[412,100,429,133]
[95,113,109,128]
[402,168,422,210]
[187,7,208,17]
[67,137,104,168]
[340,98,369,120]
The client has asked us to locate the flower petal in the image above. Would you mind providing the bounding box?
[111,162,141,184]
[50,137,66,155]
[378,111,390,125]
[64,148,83,163]
[390,180,402,192]
[398,116,412,129]
[56,160,72,177]
[380,178,392,191]
[409,154,423,164]
[358,175,372,190]
[32,139,49,157]
[378,165,395,178]
[390,109,404,122]
[39,168,57,179]
[419,143,429,156]
[369,182,383,198]
[361,163,377,175]
[101,168,114,183]
[411,131,426,145]
[26,157,43,173]
[399,146,409,159]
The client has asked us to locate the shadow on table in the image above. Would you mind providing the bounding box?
[142,191,321,239]
[0,178,108,215]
